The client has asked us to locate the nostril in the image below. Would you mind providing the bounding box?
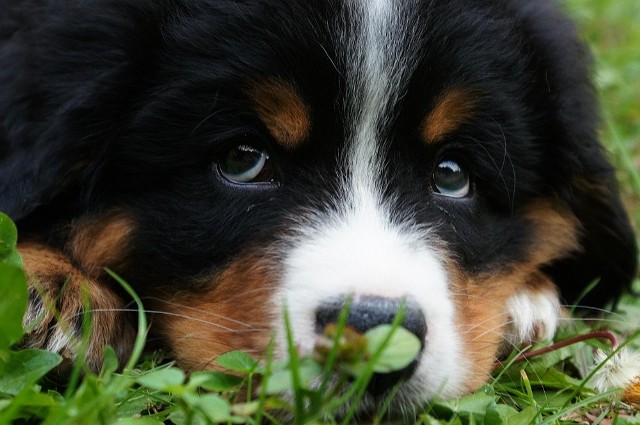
[315,295,427,345]
[315,295,427,397]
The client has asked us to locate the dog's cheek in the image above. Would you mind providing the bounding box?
[452,270,561,392]
[452,200,580,392]
[151,252,278,370]
[452,271,519,392]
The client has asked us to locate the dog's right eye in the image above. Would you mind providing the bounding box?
[218,143,274,184]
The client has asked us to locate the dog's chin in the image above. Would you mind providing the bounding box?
[270,375,430,423]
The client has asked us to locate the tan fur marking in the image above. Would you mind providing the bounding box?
[251,80,310,148]
[152,252,276,370]
[69,212,134,277]
[18,243,135,373]
[422,89,480,142]
[523,200,581,265]
[450,199,581,392]
[453,269,559,392]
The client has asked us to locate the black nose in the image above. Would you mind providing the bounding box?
[315,295,427,396]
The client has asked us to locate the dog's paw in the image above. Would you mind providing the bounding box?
[19,243,135,373]
[505,280,562,346]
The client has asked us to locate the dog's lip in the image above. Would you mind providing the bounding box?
[364,357,421,398]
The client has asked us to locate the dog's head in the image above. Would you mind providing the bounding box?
[1,0,636,413]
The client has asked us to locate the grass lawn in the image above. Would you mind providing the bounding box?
[0,0,639,424]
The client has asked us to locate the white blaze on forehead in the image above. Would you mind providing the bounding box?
[345,0,420,208]
[273,1,470,401]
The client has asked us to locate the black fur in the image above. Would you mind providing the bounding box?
[0,0,636,356]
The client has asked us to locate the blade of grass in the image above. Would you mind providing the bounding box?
[282,303,305,424]
[520,370,535,406]
[536,388,619,425]
[253,337,277,425]
[62,280,92,399]
[318,296,353,397]
[105,268,148,373]
[372,379,404,425]
[604,109,640,194]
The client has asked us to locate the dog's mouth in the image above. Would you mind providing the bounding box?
[364,359,420,398]
[275,295,430,411]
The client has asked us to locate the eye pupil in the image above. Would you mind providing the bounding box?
[226,144,262,173]
[219,144,272,183]
[433,159,470,198]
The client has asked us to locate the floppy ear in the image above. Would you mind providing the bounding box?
[0,4,133,222]
[538,52,638,309]
[547,168,637,308]
[0,59,100,222]
[512,1,638,308]
[2,155,103,225]
[0,137,87,221]
[0,15,83,221]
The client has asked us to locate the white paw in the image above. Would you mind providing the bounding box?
[506,288,561,345]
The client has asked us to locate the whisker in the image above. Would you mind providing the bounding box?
[166,335,264,353]
[69,308,270,333]
[562,304,624,319]
[143,296,263,329]
[470,321,515,343]
[557,316,629,326]
[464,311,511,334]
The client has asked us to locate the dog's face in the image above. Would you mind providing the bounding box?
[1,0,637,415]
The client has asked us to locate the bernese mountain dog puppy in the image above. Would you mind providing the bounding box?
[1,0,637,415]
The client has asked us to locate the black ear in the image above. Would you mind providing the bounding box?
[0,136,95,221]
[547,169,637,308]
[0,147,64,221]
[0,46,98,222]
[0,3,137,222]
[545,63,638,307]
[511,0,638,307]
[0,6,83,221]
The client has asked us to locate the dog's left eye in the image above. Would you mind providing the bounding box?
[219,144,274,184]
[433,158,470,198]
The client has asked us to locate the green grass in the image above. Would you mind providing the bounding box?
[1,1,639,423]
[0,209,638,424]
[1,243,639,420]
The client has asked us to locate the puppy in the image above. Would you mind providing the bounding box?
[1,0,636,417]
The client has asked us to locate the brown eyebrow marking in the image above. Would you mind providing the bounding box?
[421,88,481,143]
[250,79,311,149]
